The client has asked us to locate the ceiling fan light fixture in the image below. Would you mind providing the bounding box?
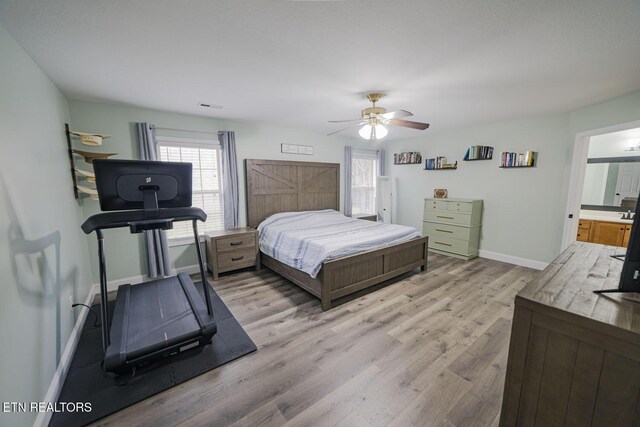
[329,92,428,138]
[374,123,388,139]
[359,123,388,140]
[359,124,373,140]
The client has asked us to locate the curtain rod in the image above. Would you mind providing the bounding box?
[151,125,220,136]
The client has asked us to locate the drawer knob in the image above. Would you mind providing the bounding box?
[436,216,454,220]
[231,256,245,261]
[230,241,243,246]
[434,241,452,247]
[435,228,453,233]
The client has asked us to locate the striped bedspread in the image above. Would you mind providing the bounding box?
[257,210,422,278]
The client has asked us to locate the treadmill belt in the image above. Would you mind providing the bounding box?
[125,277,200,356]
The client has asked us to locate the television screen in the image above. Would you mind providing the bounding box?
[93,159,192,212]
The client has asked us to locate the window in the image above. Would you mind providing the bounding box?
[157,137,224,242]
[351,149,378,215]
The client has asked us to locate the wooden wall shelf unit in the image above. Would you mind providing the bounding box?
[463,145,493,161]
[500,151,537,168]
[65,122,115,200]
[501,242,640,426]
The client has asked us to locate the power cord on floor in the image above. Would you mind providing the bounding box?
[72,303,100,327]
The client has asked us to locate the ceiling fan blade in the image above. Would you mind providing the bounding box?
[328,118,364,123]
[327,121,367,136]
[388,119,430,130]
[380,109,413,120]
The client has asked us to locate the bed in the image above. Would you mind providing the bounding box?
[245,159,428,310]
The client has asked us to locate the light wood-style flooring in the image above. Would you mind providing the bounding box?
[96,254,538,427]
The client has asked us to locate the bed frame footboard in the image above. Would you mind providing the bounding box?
[261,236,428,311]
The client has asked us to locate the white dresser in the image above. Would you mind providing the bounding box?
[422,198,483,260]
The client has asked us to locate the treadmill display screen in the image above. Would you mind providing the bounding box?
[93,159,192,211]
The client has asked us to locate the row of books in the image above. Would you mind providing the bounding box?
[464,145,494,160]
[425,157,458,170]
[501,151,537,167]
[394,152,422,164]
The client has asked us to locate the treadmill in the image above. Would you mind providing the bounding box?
[81,159,216,373]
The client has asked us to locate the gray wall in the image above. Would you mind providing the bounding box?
[0,25,93,427]
[383,114,570,264]
[68,100,366,282]
[382,89,640,265]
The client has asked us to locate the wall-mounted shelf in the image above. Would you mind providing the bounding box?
[463,145,493,161]
[500,151,537,168]
[425,156,457,170]
[394,152,422,164]
[65,123,116,200]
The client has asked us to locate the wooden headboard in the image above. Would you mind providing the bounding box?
[245,159,340,228]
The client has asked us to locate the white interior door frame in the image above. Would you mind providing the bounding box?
[562,119,640,251]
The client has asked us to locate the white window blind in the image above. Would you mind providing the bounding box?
[156,137,224,241]
[351,149,378,215]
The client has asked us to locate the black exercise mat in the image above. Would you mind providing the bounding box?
[50,282,256,426]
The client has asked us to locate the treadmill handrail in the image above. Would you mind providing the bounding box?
[81,207,206,234]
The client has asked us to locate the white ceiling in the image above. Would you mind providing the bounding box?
[1,0,640,140]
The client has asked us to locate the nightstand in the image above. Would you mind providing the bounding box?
[205,228,260,280]
[352,214,377,221]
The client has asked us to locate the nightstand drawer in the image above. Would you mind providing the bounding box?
[423,222,472,241]
[423,209,473,226]
[216,248,256,270]
[216,234,256,253]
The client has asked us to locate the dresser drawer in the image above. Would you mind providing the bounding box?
[216,248,256,270]
[429,236,471,255]
[423,209,473,226]
[425,200,449,211]
[215,233,256,253]
[445,201,472,213]
[424,199,473,213]
[423,222,472,241]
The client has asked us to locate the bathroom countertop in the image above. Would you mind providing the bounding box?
[579,209,634,224]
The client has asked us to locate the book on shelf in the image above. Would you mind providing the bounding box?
[394,151,422,164]
[500,150,537,167]
[463,145,494,160]
[425,156,457,170]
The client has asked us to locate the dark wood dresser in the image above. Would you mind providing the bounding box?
[501,242,640,426]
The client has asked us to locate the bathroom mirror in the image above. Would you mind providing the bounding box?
[581,156,640,211]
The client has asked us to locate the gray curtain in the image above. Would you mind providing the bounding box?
[344,146,353,216]
[377,149,385,176]
[136,123,171,278]
[218,131,240,229]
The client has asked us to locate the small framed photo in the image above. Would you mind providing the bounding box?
[434,188,448,198]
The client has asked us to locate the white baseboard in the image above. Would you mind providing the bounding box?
[33,283,99,427]
[173,264,201,276]
[479,249,548,270]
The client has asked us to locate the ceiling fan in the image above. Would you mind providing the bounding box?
[328,92,429,140]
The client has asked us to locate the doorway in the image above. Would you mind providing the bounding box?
[562,120,640,250]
